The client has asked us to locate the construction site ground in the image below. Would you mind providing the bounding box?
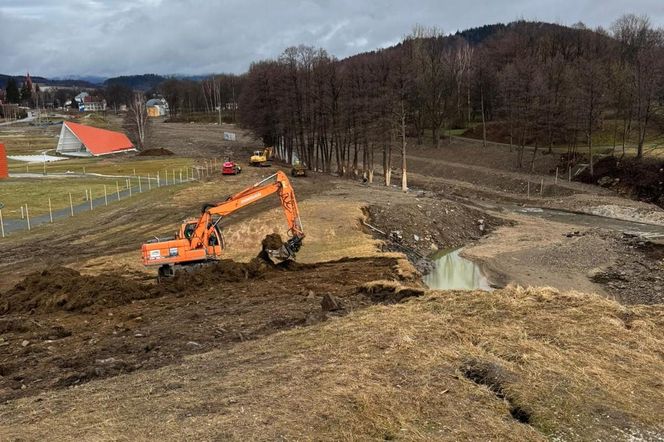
[1,121,663,441]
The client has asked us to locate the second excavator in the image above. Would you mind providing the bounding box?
[141,170,304,278]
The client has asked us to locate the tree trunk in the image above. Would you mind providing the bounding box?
[401,103,408,192]
[480,86,487,148]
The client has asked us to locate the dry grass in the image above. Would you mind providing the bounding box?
[1,285,662,441]
[221,196,382,263]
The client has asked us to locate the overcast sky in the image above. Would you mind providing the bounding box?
[1,0,663,78]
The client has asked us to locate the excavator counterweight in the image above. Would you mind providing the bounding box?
[141,170,304,278]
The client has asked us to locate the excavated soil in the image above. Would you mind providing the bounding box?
[0,255,408,402]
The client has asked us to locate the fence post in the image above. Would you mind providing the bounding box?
[172,169,176,184]
[25,204,31,231]
[568,167,571,182]
[89,189,93,210]
[48,198,53,223]
[20,205,24,219]
[527,182,530,198]
[0,208,5,238]
[128,178,132,197]
[138,176,142,193]
[179,169,182,183]
[148,173,152,190]
[69,193,74,216]
[116,181,121,200]
[104,185,108,206]
[540,178,544,196]
[157,172,160,187]
[85,188,89,201]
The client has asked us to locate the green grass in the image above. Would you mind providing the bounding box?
[9,157,195,177]
[0,178,132,217]
[1,157,198,218]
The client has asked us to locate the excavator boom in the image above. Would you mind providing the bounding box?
[141,171,304,277]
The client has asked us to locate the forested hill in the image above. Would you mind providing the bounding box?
[238,15,663,173]
[0,74,99,89]
[103,74,167,92]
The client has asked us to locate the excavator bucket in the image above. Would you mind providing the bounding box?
[261,234,303,261]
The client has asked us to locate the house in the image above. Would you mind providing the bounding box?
[82,95,107,111]
[56,121,135,157]
[73,92,107,112]
[146,98,169,117]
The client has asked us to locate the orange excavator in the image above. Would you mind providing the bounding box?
[141,171,305,278]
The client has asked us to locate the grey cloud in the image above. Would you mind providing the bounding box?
[1,0,663,77]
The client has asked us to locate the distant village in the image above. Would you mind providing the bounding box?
[0,72,169,120]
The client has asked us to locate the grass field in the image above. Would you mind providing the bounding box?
[0,177,166,217]
[9,156,197,177]
[1,157,199,218]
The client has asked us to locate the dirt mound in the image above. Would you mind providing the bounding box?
[1,234,298,314]
[165,257,278,289]
[262,233,284,250]
[0,267,155,315]
[577,156,664,207]
[137,148,174,156]
[0,256,399,404]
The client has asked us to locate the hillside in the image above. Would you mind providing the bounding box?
[2,285,662,441]
[0,74,99,89]
[103,74,167,91]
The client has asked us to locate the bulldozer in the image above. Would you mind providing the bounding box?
[250,147,272,167]
[141,171,304,278]
[291,160,307,177]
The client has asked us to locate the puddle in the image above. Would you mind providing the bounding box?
[423,248,492,291]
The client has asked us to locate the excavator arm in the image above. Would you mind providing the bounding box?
[188,170,304,254]
[142,170,305,274]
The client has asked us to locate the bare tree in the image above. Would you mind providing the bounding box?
[127,93,149,150]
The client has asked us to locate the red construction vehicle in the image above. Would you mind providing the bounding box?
[141,171,304,278]
[222,161,242,175]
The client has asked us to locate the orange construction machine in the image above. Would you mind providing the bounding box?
[141,171,305,278]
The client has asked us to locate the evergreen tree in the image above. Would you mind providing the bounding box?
[20,82,31,101]
[5,77,20,103]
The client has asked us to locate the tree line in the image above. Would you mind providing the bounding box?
[237,15,664,182]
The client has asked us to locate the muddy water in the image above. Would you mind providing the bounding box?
[424,248,492,291]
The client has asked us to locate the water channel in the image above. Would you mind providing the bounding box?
[423,205,664,291]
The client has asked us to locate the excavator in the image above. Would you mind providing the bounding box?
[250,147,272,167]
[141,171,305,278]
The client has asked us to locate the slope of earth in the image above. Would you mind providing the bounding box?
[406,140,664,226]
[1,286,662,441]
[148,121,261,158]
[0,256,409,403]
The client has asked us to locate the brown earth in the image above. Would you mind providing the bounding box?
[0,254,410,403]
[137,147,174,156]
[148,121,261,158]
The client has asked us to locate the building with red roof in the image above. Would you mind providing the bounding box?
[56,121,135,157]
